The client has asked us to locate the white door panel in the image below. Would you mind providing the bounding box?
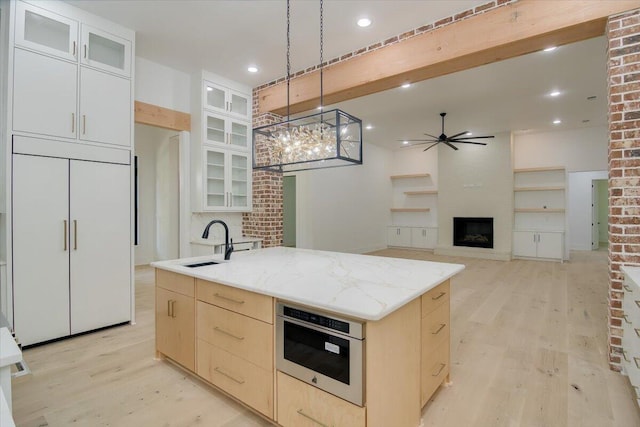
[13,154,70,345]
[70,160,131,333]
[537,232,563,260]
[513,231,537,258]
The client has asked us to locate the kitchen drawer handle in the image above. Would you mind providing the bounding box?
[432,363,446,377]
[432,292,446,301]
[625,284,633,292]
[214,326,244,341]
[624,314,632,324]
[214,293,245,304]
[623,350,630,362]
[635,357,640,370]
[214,367,245,384]
[167,300,176,317]
[296,409,331,427]
[432,323,446,335]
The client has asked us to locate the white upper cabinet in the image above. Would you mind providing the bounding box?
[13,48,77,139]
[202,147,251,211]
[204,81,251,120]
[204,111,250,151]
[80,24,131,77]
[15,2,79,61]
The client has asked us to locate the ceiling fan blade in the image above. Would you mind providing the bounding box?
[397,139,439,142]
[448,131,469,139]
[423,133,440,140]
[423,142,440,152]
[452,135,495,140]
[401,141,438,147]
[443,141,458,151]
[449,140,487,146]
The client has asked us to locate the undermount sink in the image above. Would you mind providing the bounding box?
[183,260,221,268]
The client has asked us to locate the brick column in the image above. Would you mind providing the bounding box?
[242,93,283,248]
[607,9,640,371]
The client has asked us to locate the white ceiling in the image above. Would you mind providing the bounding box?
[65,1,607,150]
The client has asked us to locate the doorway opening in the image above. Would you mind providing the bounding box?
[593,179,608,250]
[283,175,296,247]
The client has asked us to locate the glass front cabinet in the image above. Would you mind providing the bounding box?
[203,147,251,211]
[204,81,251,121]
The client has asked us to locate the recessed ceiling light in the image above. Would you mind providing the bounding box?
[247,66,258,73]
[365,125,373,130]
[549,90,561,97]
[357,18,371,28]
[553,119,562,124]
[402,140,409,145]
[543,46,557,52]
[401,83,411,89]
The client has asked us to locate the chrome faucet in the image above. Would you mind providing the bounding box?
[202,220,234,260]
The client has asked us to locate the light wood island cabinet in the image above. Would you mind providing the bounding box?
[155,268,452,427]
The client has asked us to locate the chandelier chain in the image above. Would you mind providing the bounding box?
[286,0,291,121]
[319,0,324,112]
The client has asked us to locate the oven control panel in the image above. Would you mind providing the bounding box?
[283,306,350,334]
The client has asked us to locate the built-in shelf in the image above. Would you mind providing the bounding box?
[514,186,565,192]
[514,208,565,213]
[404,190,438,195]
[390,173,430,180]
[514,166,565,173]
[390,208,431,212]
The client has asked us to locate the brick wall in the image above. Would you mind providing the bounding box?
[608,9,640,371]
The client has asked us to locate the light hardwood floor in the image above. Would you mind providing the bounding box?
[11,249,640,426]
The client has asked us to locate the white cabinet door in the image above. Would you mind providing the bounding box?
[80,67,131,146]
[204,112,250,151]
[15,1,79,61]
[411,228,428,249]
[204,81,227,114]
[537,232,563,260]
[69,160,131,334]
[228,118,250,151]
[513,231,537,258]
[80,24,131,77]
[12,154,70,346]
[204,148,227,209]
[228,89,250,120]
[230,153,250,209]
[13,48,77,139]
[425,228,438,249]
[204,81,250,121]
[388,227,411,247]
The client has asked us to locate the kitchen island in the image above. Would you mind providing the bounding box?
[151,247,464,427]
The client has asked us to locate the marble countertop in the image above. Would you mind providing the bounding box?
[622,266,640,287]
[151,247,464,321]
[191,237,262,246]
[0,328,21,368]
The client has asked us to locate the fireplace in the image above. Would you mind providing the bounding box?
[453,217,494,249]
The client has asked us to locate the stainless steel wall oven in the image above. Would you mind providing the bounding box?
[276,302,365,406]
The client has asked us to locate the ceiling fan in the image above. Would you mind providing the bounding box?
[401,112,495,151]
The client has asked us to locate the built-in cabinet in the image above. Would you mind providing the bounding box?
[388,226,437,249]
[622,267,640,408]
[5,1,135,344]
[513,167,566,261]
[13,151,131,345]
[192,72,252,212]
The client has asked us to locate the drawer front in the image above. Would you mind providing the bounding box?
[422,302,450,356]
[196,301,273,370]
[196,279,273,323]
[277,371,365,427]
[156,269,195,297]
[422,280,450,317]
[197,339,273,418]
[421,340,450,407]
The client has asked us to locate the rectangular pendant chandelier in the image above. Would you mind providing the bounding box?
[252,108,363,173]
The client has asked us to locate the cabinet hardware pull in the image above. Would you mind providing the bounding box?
[73,220,78,250]
[624,314,632,324]
[71,113,75,132]
[432,323,446,335]
[72,41,76,56]
[635,357,640,370]
[63,220,68,251]
[214,367,245,384]
[82,115,86,135]
[296,409,330,427]
[167,300,172,317]
[214,293,245,304]
[432,363,446,377]
[432,292,446,301]
[84,44,87,59]
[171,300,176,317]
[214,326,244,341]
[623,350,630,362]
[635,328,640,338]
[624,284,633,292]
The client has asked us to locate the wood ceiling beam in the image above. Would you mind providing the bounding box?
[258,0,640,116]
[134,101,191,132]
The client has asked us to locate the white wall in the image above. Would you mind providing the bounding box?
[514,126,607,171]
[568,171,607,250]
[295,142,392,253]
[436,132,513,260]
[135,57,191,113]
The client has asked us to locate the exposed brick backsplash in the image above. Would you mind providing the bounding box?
[608,8,640,372]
